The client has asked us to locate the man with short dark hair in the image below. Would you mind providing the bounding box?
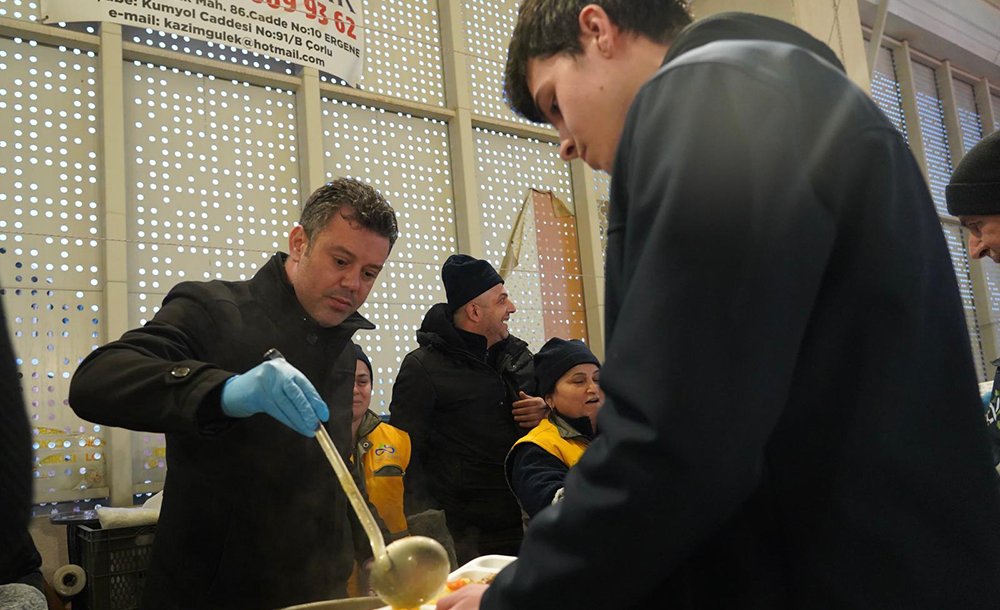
[948,129,1000,467]
[70,177,398,610]
[390,254,547,564]
[439,2,1000,609]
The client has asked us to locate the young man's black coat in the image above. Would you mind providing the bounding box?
[484,13,1000,610]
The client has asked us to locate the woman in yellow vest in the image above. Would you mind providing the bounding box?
[505,338,604,522]
[351,344,411,540]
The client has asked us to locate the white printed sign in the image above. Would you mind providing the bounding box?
[42,0,364,85]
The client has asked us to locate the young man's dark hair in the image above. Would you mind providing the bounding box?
[300,177,399,249]
[503,0,692,122]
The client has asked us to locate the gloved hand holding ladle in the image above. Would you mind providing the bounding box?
[258,349,450,609]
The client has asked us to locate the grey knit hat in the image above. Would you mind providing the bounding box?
[534,338,600,397]
[353,343,372,378]
[441,254,503,313]
[946,130,1000,217]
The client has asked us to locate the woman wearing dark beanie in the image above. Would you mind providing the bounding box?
[504,338,604,523]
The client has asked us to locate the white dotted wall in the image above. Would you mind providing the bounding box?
[322,98,454,413]
[992,92,999,131]
[474,127,575,350]
[123,64,300,484]
[913,61,953,217]
[124,61,301,328]
[592,170,610,271]
[462,0,535,124]
[953,77,982,154]
[0,0,38,22]
[127,27,297,75]
[983,255,1000,365]
[942,223,987,380]
[0,36,106,501]
[334,0,445,105]
[870,45,908,142]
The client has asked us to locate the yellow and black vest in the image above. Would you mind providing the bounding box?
[511,416,588,468]
[354,411,411,538]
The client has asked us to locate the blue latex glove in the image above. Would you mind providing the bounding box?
[220,359,329,437]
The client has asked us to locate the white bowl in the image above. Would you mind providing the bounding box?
[375,554,516,610]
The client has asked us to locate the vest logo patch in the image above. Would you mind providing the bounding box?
[374,444,396,456]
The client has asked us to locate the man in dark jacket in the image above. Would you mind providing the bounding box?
[947,129,1000,468]
[390,254,547,564]
[0,287,46,609]
[69,178,398,610]
[439,3,1000,610]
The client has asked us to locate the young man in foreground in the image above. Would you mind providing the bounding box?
[439,2,1000,609]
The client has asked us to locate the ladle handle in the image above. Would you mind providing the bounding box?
[262,349,387,559]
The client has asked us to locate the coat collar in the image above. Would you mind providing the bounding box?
[550,410,595,441]
[251,252,375,337]
[355,409,383,441]
[663,11,845,73]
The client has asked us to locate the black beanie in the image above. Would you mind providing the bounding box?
[947,130,1000,216]
[353,343,372,378]
[442,254,503,312]
[534,338,601,397]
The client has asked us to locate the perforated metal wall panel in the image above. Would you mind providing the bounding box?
[126,28,297,76]
[993,93,1000,131]
[354,0,445,105]
[592,170,610,270]
[462,0,532,124]
[0,36,107,501]
[982,260,1000,365]
[942,224,987,380]
[953,78,982,154]
[0,0,38,22]
[910,62,986,380]
[870,46,908,141]
[321,97,454,413]
[125,62,300,318]
[124,62,301,486]
[474,127,575,350]
[912,62,952,216]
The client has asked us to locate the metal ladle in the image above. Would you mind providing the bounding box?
[314,425,450,609]
[264,349,450,609]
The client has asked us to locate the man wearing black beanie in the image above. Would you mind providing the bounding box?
[389,254,548,564]
[947,129,1000,468]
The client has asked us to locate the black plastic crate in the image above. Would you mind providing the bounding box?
[76,524,156,610]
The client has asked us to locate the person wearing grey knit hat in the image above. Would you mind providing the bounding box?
[388,253,549,564]
[948,130,1000,263]
[947,130,1000,469]
[533,338,602,404]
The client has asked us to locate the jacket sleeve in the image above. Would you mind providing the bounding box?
[68,282,236,435]
[483,60,839,608]
[387,351,439,514]
[507,443,569,519]
[0,291,39,586]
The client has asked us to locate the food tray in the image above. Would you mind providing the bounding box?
[375,554,515,610]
